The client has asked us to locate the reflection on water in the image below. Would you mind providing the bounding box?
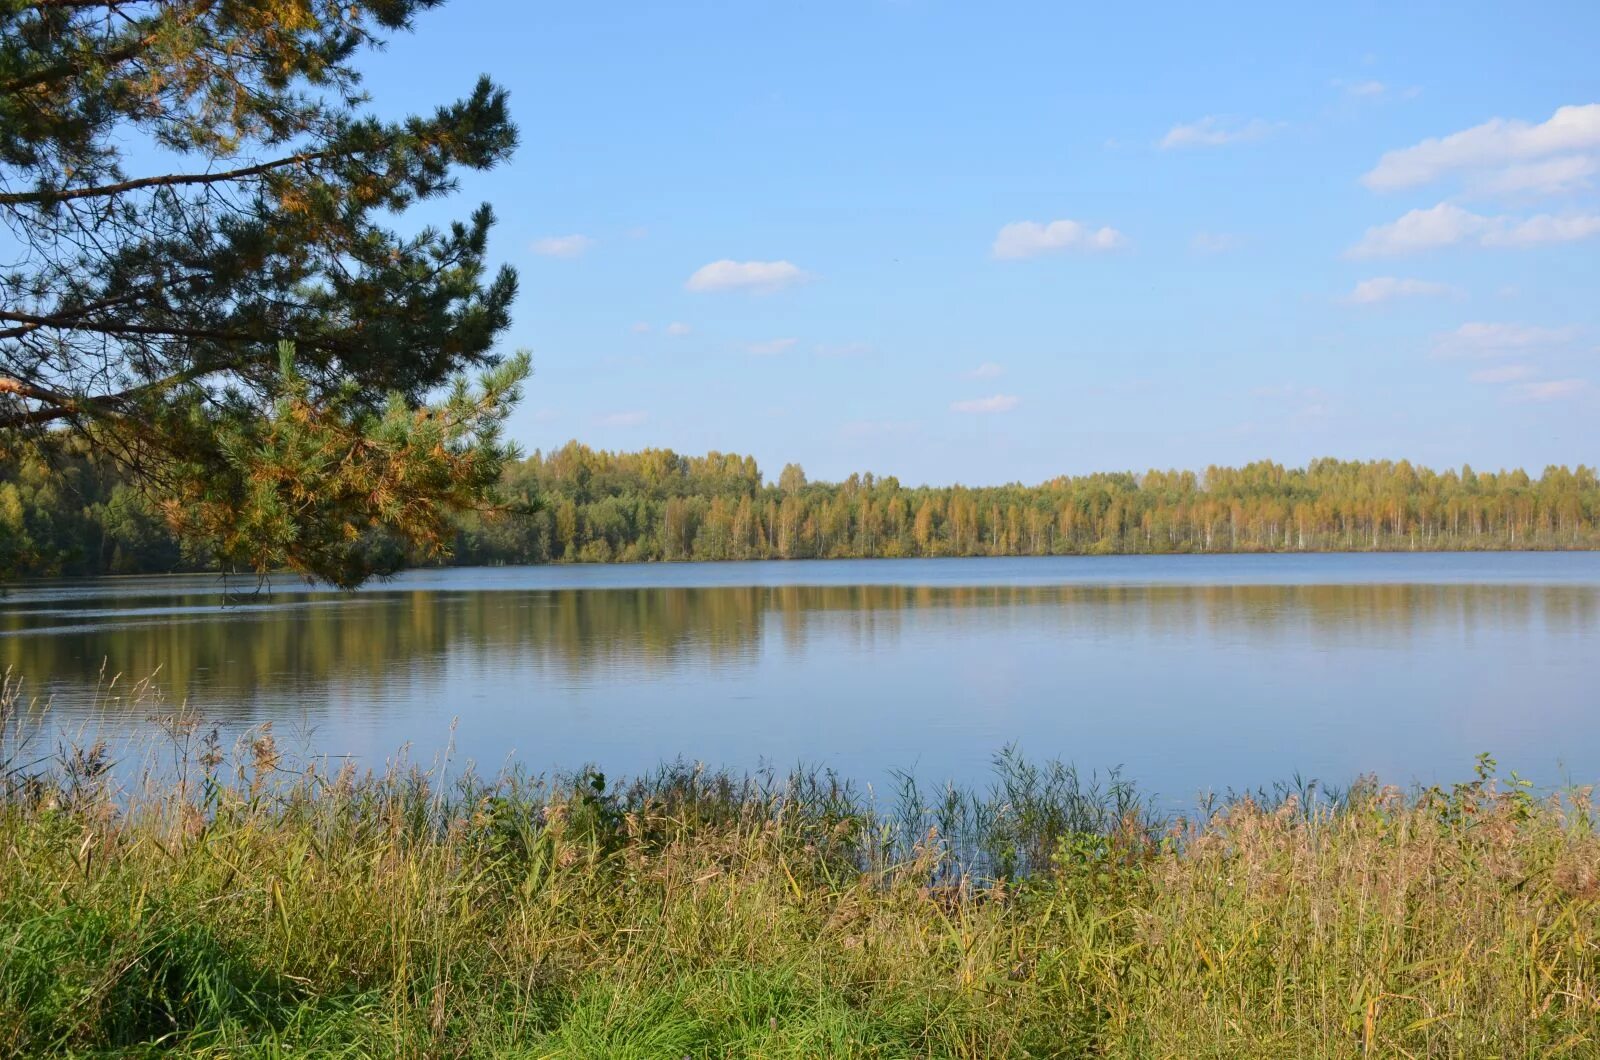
[6,582,1598,707]
[2,555,1598,798]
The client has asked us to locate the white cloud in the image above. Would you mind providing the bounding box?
[965,362,1004,379]
[1433,322,1579,357]
[746,337,797,355]
[532,234,594,258]
[1343,276,1456,304]
[1251,383,1326,401]
[1160,115,1274,149]
[1469,364,1536,383]
[630,322,651,334]
[665,321,692,336]
[1346,203,1482,256]
[815,341,873,358]
[685,259,808,293]
[1191,231,1241,254]
[1511,379,1592,402]
[1481,212,1600,247]
[839,419,918,439]
[1346,202,1600,256]
[991,219,1126,260]
[1362,103,1600,191]
[1468,155,1597,197]
[950,394,1020,414]
[596,410,649,427]
[1344,79,1422,103]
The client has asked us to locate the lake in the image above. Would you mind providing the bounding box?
[3,553,1598,801]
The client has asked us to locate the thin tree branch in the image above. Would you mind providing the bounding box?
[3,0,218,95]
[0,365,223,430]
[0,309,246,342]
[0,151,332,207]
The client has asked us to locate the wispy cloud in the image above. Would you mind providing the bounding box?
[1191,231,1242,254]
[685,259,808,293]
[1331,78,1420,103]
[1245,384,1332,425]
[1160,115,1274,149]
[595,410,649,427]
[1343,276,1457,304]
[991,219,1126,259]
[1459,347,1592,402]
[1339,79,1387,99]
[1468,364,1536,383]
[1482,213,1600,247]
[1511,379,1592,402]
[815,341,873,358]
[950,394,1020,414]
[1251,383,1326,401]
[665,321,692,336]
[746,337,797,355]
[1432,321,1579,357]
[839,419,919,439]
[1362,103,1600,190]
[1346,203,1600,256]
[1468,155,1597,197]
[965,362,1004,379]
[532,234,595,258]
[1347,204,1478,256]
[630,322,652,334]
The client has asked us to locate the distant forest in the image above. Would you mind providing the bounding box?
[4,439,1599,578]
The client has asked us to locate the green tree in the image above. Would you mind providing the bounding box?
[778,463,807,496]
[6,440,1600,576]
[1,0,526,586]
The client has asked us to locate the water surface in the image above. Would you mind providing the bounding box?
[3,554,1597,799]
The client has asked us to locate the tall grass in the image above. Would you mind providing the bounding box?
[1,672,1597,1057]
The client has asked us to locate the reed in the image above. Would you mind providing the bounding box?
[1,676,1597,1056]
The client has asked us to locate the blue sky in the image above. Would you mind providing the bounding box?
[364,1,1599,486]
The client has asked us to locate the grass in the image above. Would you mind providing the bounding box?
[1,674,1598,1057]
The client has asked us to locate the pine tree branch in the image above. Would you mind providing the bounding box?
[0,292,143,340]
[0,366,220,429]
[0,151,331,207]
[0,3,212,95]
[0,308,248,342]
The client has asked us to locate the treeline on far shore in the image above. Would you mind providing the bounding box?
[4,438,1600,578]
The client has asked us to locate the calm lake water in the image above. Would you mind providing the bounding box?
[3,553,1598,800]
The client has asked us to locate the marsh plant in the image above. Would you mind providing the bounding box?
[0,672,1597,1056]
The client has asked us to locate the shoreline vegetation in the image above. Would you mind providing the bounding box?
[2,681,1597,1055]
[4,441,1600,580]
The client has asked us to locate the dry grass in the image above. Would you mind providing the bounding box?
[1,673,1597,1057]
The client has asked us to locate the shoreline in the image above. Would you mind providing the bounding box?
[8,545,1600,592]
[2,733,1595,1056]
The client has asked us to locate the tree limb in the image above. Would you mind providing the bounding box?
[0,365,224,430]
[0,308,248,342]
[0,151,331,207]
[1,1,214,95]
